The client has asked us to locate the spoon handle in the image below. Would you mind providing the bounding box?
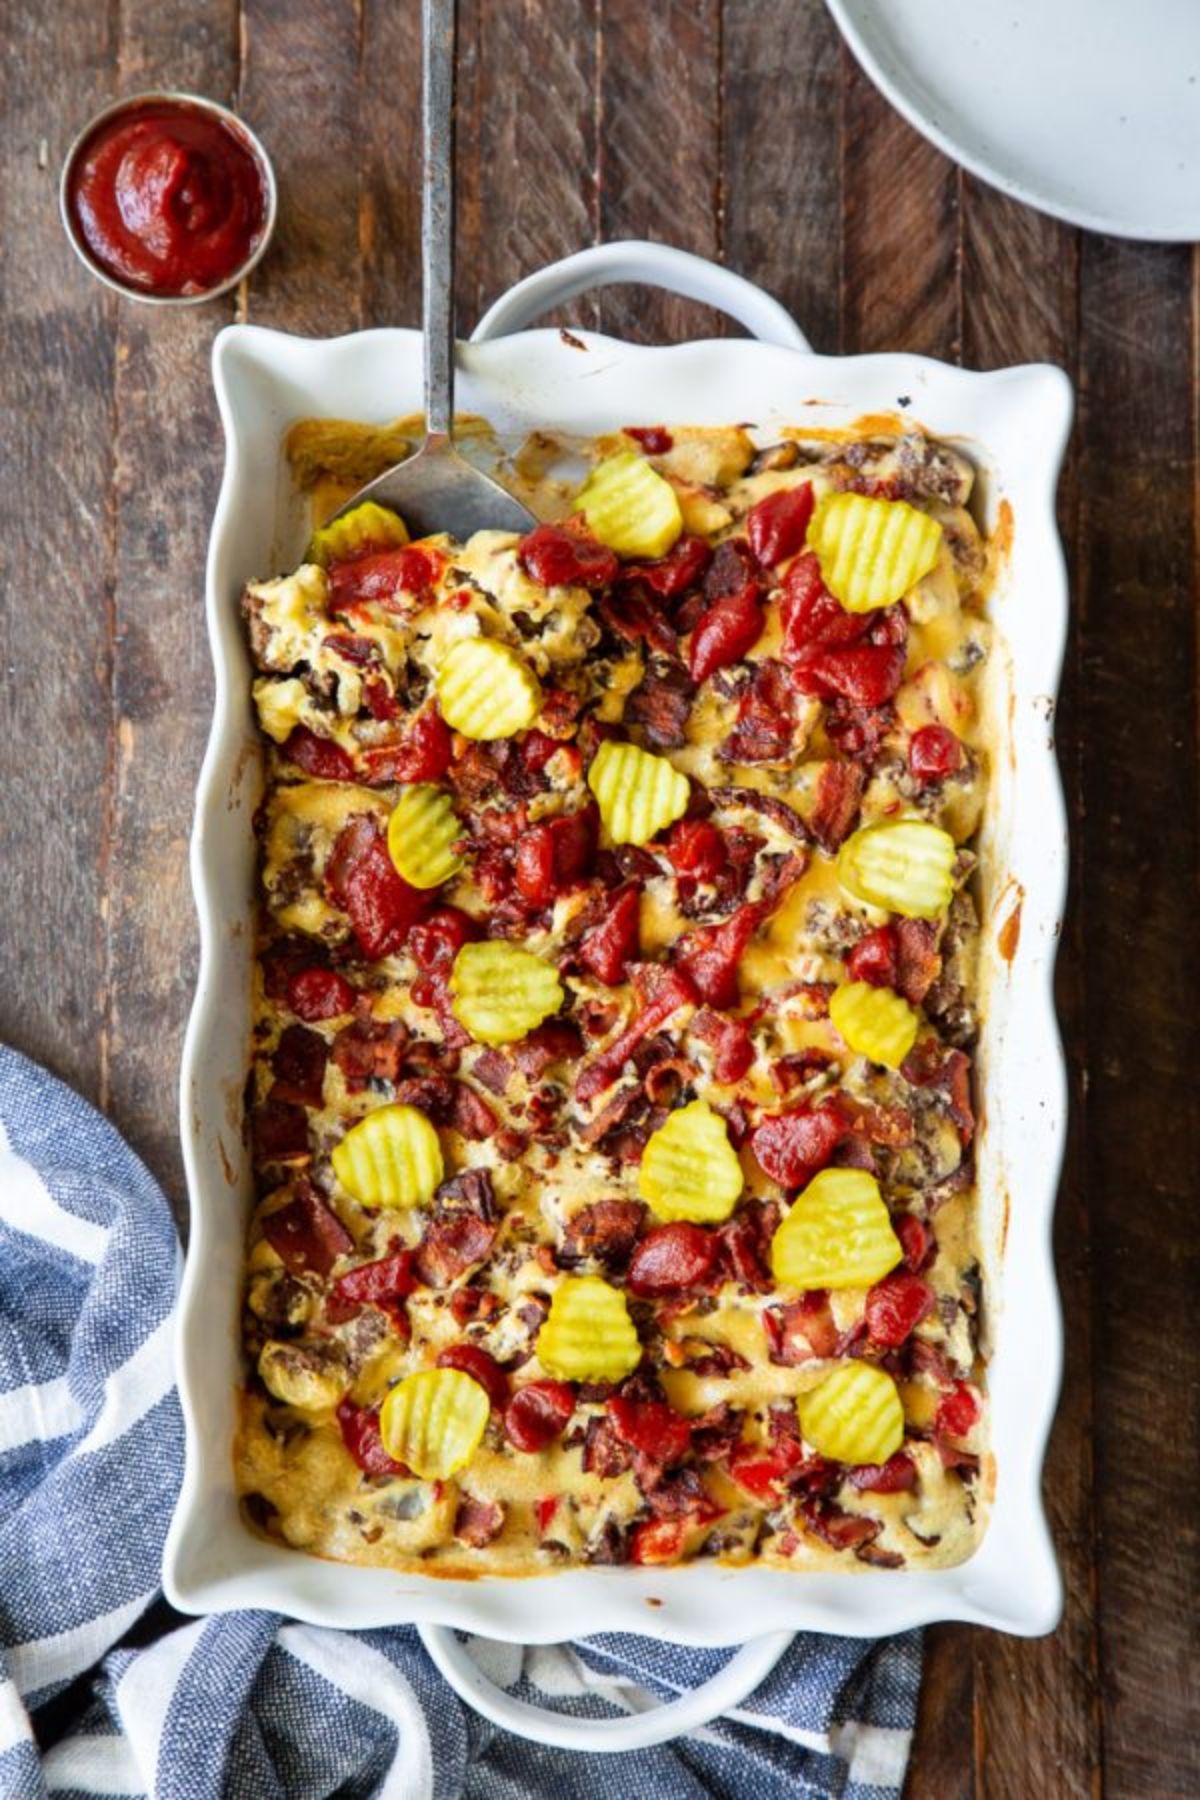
[422,0,456,444]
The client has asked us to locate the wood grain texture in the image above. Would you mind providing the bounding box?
[358,0,423,329]
[597,0,726,342]
[1074,235,1200,1798]
[722,0,842,355]
[100,2,238,1204]
[0,0,118,1099]
[238,0,364,333]
[456,0,598,335]
[840,49,959,359]
[960,180,1104,1800]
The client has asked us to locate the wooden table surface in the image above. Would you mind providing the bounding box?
[3,1,1196,1792]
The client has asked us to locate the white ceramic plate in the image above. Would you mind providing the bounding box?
[164,242,1071,1749]
[827,0,1200,241]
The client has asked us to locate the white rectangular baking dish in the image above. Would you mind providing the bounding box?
[165,242,1071,1657]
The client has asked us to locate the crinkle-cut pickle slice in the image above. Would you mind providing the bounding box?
[331,1103,444,1209]
[536,1275,642,1383]
[638,1099,744,1224]
[573,451,683,559]
[387,784,463,889]
[771,1168,902,1290]
[449,941,564,1046]
[837,820,956,920]
[587,738,689,847]
[308,500,409,568]
[797,1361,904,1465]
[829,981,919,1070]
[808,491,942,614]
[436,637,542,741]
[379,1367,490,1479]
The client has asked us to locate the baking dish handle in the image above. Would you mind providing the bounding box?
[418,1621,793,1752]
[470,241,811,352]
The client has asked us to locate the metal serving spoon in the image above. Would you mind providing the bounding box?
[335,0,535,538]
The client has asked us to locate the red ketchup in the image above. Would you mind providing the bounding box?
[67,99,269,297]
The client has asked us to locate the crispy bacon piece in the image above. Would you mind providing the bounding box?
[607,1396,691,1465]
[575,965,697,1104]
[746,483,815,568]
[800,1498,884,1555]
[849,1452,917,1494]
[330,1019,408,1092]
[764,1291,839,1365]
[326,817,428,960]
[471,1048,513,1095]
[435,1168,497,1219]
[577,883,641,986]
[627,1221,716,1296]
[252,1097,310,1166]
[598,588,678,658]
[824,698,895,765]
[336,1399,408,1478]
[559,1199,646,1271]
[360,707,453,787]
[454,1495,505,1547]
[688,1008,754,1083]
[895,1213,936,1273]
[449,1083,499,1141]
[768,1048,835,1095]
[806,761,866,852]
[714,1200,778,1290]
[413,1212,499,1288]
[519,521,620,589]
[708,784,809,845]
[623,657,695,748]
[437,1342,509,1410]
[281,726,356,782]
[328,1248,415,1323]
[511,1019,583,1080]
[865,1271,936,1348]
[901,1038,975,1141]
[261,1180,353,1276]
[750,1097,847,1187]
[638,1465,722,1522]
[689,1402,745,1463]
[581,1414,633,1478]
[270,1025,328,1107]
[619,533,711,599]
[894,919,941,1005]
[722,658,800,764]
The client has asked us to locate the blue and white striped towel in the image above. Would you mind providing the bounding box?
[0,1045,922,1798]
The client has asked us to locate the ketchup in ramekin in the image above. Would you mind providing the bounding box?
[62,94,274,301]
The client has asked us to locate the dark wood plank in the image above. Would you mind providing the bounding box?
[99,3,240,1205]
[358,0,423,330]
[906,1627,974,1800]
[960,181,1103,1800]
[238,0,364,333]
[596,0,726,343]
[1075,234,1200,1798]
[722,0,842,355]
[455,0,598,336]
[840,50,959,358]
[0,4,118,1101]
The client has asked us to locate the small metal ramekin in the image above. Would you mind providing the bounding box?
[59,90,278,306]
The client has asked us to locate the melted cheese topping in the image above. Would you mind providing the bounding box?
[236,423,997,1580]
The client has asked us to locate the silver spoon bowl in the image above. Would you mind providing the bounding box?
[335,0,535,540]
